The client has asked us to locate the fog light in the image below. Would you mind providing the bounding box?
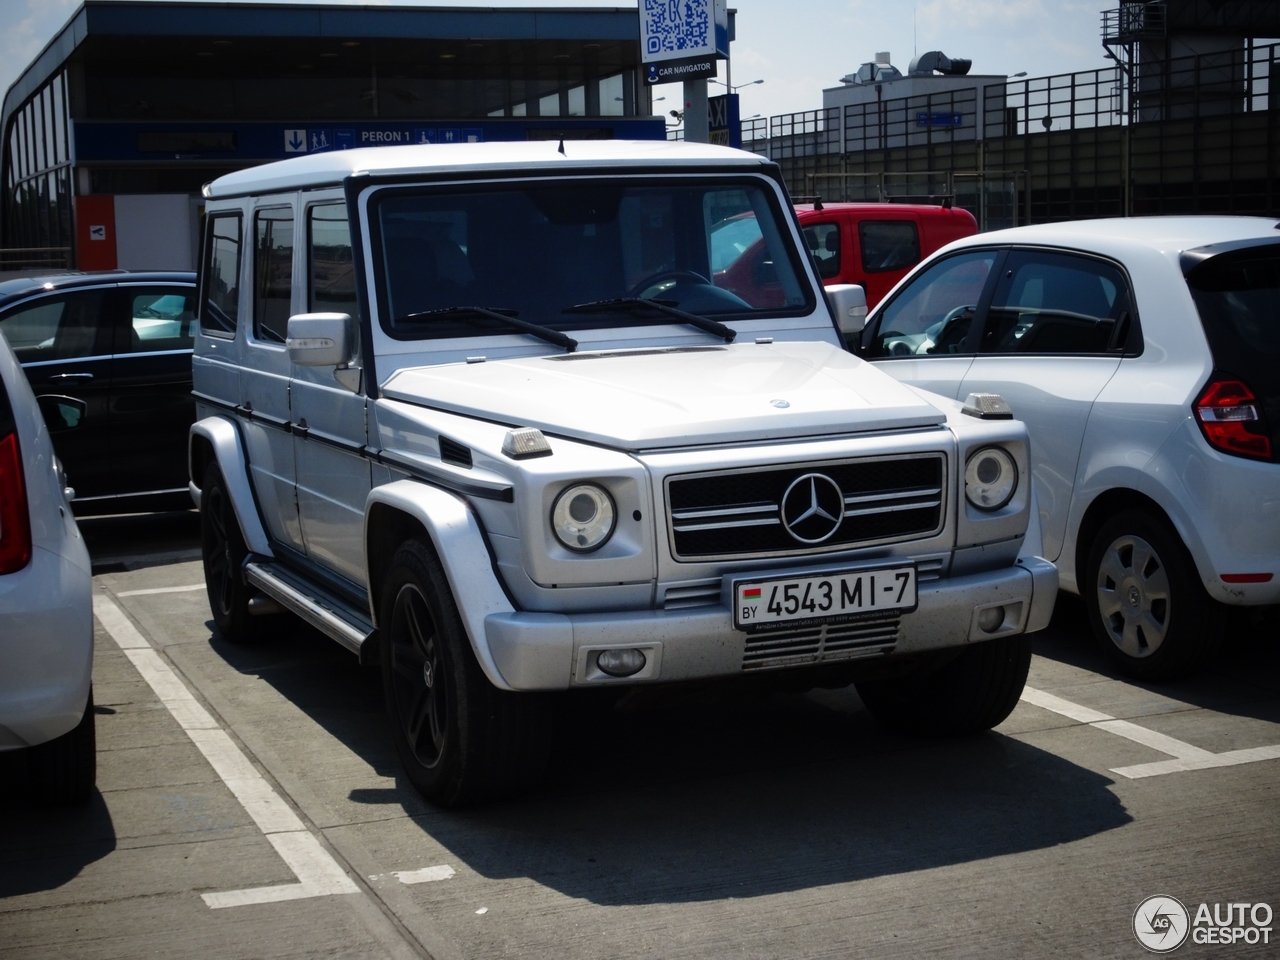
[977,606,1005,634]
[595,648,646,677]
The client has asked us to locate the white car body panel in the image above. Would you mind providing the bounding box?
[380,341,947,451]
[0,333,93,750]
[868,216,1280,604]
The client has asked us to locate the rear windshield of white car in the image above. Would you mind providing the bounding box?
[370,176,814,340]
[1185,243,1280,414]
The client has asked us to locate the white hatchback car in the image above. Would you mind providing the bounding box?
[0,329,95,802]
[857,217,1279,679]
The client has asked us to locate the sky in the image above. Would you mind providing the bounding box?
[0,0,1114,121]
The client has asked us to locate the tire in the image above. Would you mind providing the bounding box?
[380,539,552,807]
[855,635,1032,737]
[200,462,269,644]
[1084,509,1222,681]
[28,689,96,805]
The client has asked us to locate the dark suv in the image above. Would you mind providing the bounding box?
[0,271,196,514]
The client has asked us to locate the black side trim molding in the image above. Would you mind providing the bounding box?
[194,392,513,502]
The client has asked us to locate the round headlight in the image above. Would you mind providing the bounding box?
[552,483,616,552]
[965,447,1017,510]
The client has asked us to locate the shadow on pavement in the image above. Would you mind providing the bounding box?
[78,509,200,574]
[415,689,1132,905]
[0,755,117,898]
[206,615,1133,906]
[1031,591,1280,725]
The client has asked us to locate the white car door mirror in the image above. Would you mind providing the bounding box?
[286,313,354,367]
[825,283,868,336]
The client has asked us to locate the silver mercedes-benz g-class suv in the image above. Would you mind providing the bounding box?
[189,140,1056,805]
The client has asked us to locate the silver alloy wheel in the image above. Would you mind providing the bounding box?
[1095,533,1171,659]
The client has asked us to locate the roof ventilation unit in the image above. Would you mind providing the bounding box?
[908,50,973,77]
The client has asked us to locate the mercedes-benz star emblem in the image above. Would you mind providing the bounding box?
[780,473,845,544]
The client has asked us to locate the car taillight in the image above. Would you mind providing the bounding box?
[0,428,33,574]
[1194,376,1273,460]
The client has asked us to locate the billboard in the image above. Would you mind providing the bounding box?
[640,0,728,83]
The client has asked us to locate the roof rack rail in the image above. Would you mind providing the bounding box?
[881,194,956,208]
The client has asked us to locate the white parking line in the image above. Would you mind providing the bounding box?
[116,583,207,597]
[1020,685,1280,779]
[93,593,361,908]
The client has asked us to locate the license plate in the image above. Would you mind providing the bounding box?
[734,565,917,631]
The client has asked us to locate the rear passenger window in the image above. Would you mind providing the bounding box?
[308,204,357,313]
[859,220,920,273]
[200,214,242,336]
[254,208,294,344]
[0,291,107,363]
[981,251,1132,355]
[802,222,842,280]
[127,290,196,353]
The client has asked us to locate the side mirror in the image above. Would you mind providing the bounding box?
[825,283,868,336]
[286,313,354,367]
[37,395,87,433]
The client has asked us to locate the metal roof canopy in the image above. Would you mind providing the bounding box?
[3,1,644,122]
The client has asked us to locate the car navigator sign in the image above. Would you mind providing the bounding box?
[640,0,729,83]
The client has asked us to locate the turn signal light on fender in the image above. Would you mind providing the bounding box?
[1195,377,1272,459]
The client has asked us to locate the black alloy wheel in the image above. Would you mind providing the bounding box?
[855,634,1032,736]
[386,581,450,769]
[200,462,266,643]
[379,538,554,806]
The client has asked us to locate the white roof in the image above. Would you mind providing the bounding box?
[951,215,1280,258]
[205,139,769,198]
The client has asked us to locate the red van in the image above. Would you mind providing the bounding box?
[713,202,978,311]
[796,202,978,307]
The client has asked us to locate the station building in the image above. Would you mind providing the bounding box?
[2,1,661,273]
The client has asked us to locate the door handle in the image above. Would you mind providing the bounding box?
[48,372,93,381]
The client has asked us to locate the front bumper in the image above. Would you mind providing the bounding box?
[483,556,1058,690]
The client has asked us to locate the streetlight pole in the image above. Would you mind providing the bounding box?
[709,78,764,94]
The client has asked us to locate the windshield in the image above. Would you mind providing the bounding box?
[373,177,811,340]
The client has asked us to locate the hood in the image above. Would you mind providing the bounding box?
[380,340,946,450]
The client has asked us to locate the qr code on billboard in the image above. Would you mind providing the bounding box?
[642,0,711,55]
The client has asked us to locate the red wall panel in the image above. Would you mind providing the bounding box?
[73,195,117,271]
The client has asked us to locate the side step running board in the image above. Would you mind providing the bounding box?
[243,560,375,658]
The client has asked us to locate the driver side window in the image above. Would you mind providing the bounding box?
[869,250,997,357]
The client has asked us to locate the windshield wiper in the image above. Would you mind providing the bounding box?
[563,298,736,343]
[397,306,577,353]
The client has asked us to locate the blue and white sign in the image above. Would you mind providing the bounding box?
[916,112,964,127]
[284,129,307,153]
[640,0,728,64]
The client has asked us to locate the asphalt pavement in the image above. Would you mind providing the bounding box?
[1,512,1277,959]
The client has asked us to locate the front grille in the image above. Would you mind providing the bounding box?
[742,616,899,670]
[667,454,945,561]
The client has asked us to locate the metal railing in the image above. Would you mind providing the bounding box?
[1102,2,1167,43]
[0,246,72,270]
[740,41,1276,156]
[739,109,840,160]
[992,67,1125,136]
